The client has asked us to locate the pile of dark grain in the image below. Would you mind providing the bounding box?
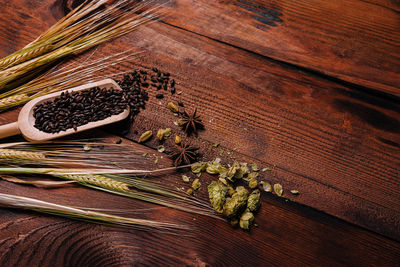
[33,67,177,134]
[118,71,150,120]
[33,87,129,133]
[118,68,176,100]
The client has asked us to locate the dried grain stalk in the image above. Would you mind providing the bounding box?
[0,193,187,232]
[0,0,167,111]
[0,50,139,111]
[0,140,218,218]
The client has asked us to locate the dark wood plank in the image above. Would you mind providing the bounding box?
[1,147,400,266]
[101,22,399,240]
[0,0,399,265]
[163,0,400,96]
[2,0,400,240]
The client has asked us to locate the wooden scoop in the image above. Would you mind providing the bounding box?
[0,79,129,141]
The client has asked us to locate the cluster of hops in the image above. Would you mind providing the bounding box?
[191,158,262,230]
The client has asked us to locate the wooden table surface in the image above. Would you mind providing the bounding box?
[1,0,399,266]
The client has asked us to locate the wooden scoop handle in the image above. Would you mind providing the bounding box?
[0,122,20,139]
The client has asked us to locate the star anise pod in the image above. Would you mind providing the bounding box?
[170,143,198,166]
[179,108,204,135]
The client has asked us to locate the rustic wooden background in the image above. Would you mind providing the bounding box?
[0,0,399,265]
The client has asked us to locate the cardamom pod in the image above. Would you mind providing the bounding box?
[138,130,152,143]
[167,102,179,113]
[156,129,164,141]
[156,128,172,141]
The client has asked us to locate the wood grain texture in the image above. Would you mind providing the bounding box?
[164,0,400,96]
[0,0,399,266]
[1,153,400,266]
[107,21,400,239]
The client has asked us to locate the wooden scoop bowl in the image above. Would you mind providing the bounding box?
[0,79,129,141]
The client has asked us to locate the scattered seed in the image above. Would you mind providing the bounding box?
[260,181,272,192]
[156,129,164,141]
[138,130,152,143]
[273,183,283,196]
[114,72,148,120]
[165,128,172,137]
[175,135,182,144]
[167,102,179,113]
[212,143,220,148]
[83,144,91,151]
[157,128,171,141]
[250,162,259,172]
[192,178,201,190]
[157,145,165,153]
[186,188,193,195]
[182,175,190,183]
[290,190,299,195]
[261,167,271,172]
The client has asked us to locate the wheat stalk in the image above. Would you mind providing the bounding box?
[0,141,218,218]
[0,50,140,111]
[0,149,45,160]
[0,167,185,176]
[0,0,164,95]
[0,94,31,110]
[0,139,149,168]
[0,193,188,232]
[0,166,218,218]
[56,174,130,191]
[0,44,53,71]
[0,47,75,89]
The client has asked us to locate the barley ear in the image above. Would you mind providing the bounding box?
[0,94,31,110]
[0,45,53,71]
[0,149,45,160]
[57,174,130,192]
